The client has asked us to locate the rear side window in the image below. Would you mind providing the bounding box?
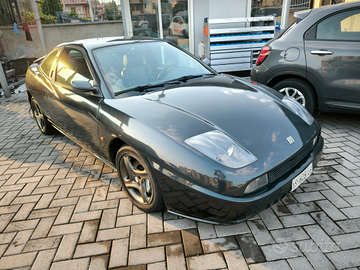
[317,9,360,41]
[40,49,59,77]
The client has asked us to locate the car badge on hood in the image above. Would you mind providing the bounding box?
[287,136,295,145]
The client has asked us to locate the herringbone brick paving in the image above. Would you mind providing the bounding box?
[1,91,360,270]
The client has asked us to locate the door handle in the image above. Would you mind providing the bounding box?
[310,50,334,55]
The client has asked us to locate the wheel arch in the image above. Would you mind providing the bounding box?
[267,74,319,105]
[108,137,127,165]
[27,90,33,103]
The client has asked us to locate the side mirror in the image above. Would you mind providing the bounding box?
[71,80,97,92]
[30,64,42,76]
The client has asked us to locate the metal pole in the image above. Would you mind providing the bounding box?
[0,63,11,98]
[14,0,23,23]
[188,0,194,54]
[30,0,48,54]
[281,0,291,30]
[88,0,94,21]
[120,0,133,37]
[157,0,163,39]
[9,0,18,24]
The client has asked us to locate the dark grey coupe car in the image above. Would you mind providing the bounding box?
[251,2,360,114]
[26,37,323,224]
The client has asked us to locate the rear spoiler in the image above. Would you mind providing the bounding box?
[294,9,312,20]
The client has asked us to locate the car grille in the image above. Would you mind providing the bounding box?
[268,143,312,183]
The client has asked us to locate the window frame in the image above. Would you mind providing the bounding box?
[304,7,360,42]
[39,48,60,79]
[319,0,344,8]
[54,46,101,96]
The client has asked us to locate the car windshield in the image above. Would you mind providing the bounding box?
[93,41,213,96]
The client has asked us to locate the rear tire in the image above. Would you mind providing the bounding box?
[168,28,173,36]
[30,97,55,135]
[273,79,316,114]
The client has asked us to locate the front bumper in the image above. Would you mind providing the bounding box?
[153,135,323,224]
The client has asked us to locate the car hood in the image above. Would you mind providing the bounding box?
[105,74,319,174]
[144,75,319,170]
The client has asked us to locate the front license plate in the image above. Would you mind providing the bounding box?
[291,163,313,192]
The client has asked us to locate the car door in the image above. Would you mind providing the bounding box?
[30,48,60,115]
[304,8,360,107]
[47,46,104,154]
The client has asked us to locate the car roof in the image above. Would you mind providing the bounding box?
[56,36,165,51]
[295,1,360,20]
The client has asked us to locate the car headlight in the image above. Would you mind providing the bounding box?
[282,96,314,125]
[185,130,257,168]
[243,174,268,194]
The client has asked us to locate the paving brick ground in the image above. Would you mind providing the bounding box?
[1,91,360,270]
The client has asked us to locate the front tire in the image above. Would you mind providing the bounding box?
[116,146,164,212]
[273,79,316,114]
[30,97,55,135]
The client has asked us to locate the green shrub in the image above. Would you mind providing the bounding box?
[69,10,78,18]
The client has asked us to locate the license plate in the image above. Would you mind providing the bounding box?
[291,163,313,192]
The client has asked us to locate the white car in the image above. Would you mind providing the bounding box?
[169,15,188,37]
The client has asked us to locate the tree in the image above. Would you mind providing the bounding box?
[38,0,62,17]
[0,0,16,26]
[104,1,121,20]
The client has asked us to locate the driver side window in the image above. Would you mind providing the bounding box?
[56,48,94,88]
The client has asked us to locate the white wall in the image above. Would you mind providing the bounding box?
[209,0,247,19]
[193,0,209,57]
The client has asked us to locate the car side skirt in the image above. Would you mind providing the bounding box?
[48,119,117,171]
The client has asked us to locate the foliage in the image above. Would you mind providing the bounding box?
[40,14,58,24]
[21,10,36,25]
[104,1,121,20]
[0,2,16,26]
[18,0,33,13]
[68,10,78,18]
[21,10,57,25]
[38,0,63,17]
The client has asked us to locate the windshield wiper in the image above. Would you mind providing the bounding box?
[114,83,165,96]
[165,73,215,84]
[114,74,215,96]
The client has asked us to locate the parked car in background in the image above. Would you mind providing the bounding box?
[169,15,188,37]
[26,37,323,224]
[251,1,360,114]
